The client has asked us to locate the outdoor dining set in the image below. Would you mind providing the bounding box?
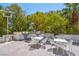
[0,31,75,56]
[22,31,74,56]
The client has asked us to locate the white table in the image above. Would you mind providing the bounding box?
[54,38,68,43]
[32,37,44,40]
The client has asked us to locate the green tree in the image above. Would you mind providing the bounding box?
[27,11,69,34]
[0,5,3,10]
[6,4,27,33]
[63,3,79,27]
[7,4,22,14]
[46,12,69,34]
[0,11,7,36]
[12,13,28,32]
[27,12,46,31]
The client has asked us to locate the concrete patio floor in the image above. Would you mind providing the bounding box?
[0,41,55,56]
[0,41,79,56]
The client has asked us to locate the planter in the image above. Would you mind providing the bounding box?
[13,31,29,35]
[13,32,27,41]
[22,31,29,34]
[13,32,22,35]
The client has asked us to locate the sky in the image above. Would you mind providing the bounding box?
[0,3,65,15]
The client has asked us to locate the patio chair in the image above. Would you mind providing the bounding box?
[64,39,74,56]
[29,36,44,50]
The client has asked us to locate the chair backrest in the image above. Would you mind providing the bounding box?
[68,39,73,45]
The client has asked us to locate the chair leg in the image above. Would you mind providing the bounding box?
[56,46,58,54]
[62,49,64,56]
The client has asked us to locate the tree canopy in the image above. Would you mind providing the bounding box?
[0,3,79,36]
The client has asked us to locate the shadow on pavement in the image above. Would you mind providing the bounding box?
[47,47,75,56]
[28,44,42,51]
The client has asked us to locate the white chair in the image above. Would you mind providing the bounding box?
[65,39,73,55]
[31,36,44,44]
[40,37,48,45]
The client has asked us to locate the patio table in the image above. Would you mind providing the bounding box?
[54,38,68,43]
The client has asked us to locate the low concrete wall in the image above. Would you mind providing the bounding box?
[3,35,13,42]
[0,35,13,43]
[0,37,6,43]
[56,34,79,43]
[1,32,79,44]
[0,32,29,43]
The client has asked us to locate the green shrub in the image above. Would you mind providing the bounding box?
[0,12,7,36]
[12,14,28,32]
[27,12,69,34]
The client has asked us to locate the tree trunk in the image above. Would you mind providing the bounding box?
[71,9,78,28]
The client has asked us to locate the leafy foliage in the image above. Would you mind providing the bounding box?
[7,4,22,14]
[27,12,69,34]
[0,11,7,36]
[12,13,28,32]
[0,3,79,36]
